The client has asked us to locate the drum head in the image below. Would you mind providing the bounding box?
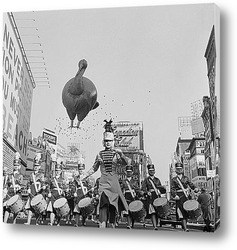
[54,198,67,208]
[7,195,19,206]
[153,197,167,207]
[78,197,91,208]
[128,200,143,212]
[31,194,43,206]
[183,200,199,211]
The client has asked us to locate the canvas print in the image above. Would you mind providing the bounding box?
[2,4,220,233]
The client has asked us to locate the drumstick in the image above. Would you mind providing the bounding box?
[32,173,38,193]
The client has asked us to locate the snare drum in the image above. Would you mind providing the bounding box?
[128,200,146,221]
[78,197,95,217]
[183,200,202,221]
[53,198,70,217]
[6,194,24,214]
[153,197,170,218]
[31,194,47,214]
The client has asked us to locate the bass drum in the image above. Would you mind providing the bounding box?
[31,194,47,214]
[6,194,24,214]
[183,200,202,221]
[78,197,95,217]
[153,197,170,218]
[128,200,146,222]
[53,198,70,217]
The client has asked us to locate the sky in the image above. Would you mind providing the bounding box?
[11,3,217,183]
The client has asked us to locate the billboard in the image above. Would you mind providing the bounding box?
[2,13,35,163]
[113,121,144,151]
[42,129,58,160]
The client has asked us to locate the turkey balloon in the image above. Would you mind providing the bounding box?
[62,59,99,128]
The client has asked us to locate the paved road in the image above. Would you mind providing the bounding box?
[4,216,205,232]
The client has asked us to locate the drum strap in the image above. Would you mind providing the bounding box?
[125,180,135,199]
[176,177,189,199]
[148,178,161,197]
[12,175,16,194]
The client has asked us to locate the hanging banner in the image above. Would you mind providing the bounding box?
[2,13,35,163]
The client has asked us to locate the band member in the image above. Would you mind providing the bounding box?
[141,164,166,230]
[171,162,198,232]
[121,165,141,229]
[197,187,213,232]
[91,177,100,224]
[73,163,92,227]
[3,152,24,224]
[3,166,11,221]
[83,120,131,228]
[47,161,65,226]
[24,153,47,225]
[64,180,75,224]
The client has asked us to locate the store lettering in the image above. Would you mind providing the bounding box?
[14,124,28,156]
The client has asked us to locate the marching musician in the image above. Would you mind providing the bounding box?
[3,166,10,221]
[24,153,47,225]
[141,164,166,230]
[73,163,92,227]
[91,177,100,224]
[83,120,131,228]
[64,179,76,225]
[121,165,141,229]
[3,152,24,224]
[171,162,198,232]
[47,161,65,226]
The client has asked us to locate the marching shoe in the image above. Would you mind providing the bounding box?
[154,227,158,230]
[24,222,30,225]
[126,225,132,229]
[99,222,106,228]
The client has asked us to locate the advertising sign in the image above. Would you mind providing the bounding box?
[42,129,58,159]
[2,14,35,163]
[113,121,144,151]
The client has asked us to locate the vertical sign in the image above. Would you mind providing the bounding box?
[2,13,35,163]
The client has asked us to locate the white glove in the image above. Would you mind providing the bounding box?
[27,188,31,194]
[74,192,77,197]
[48,192,52,198]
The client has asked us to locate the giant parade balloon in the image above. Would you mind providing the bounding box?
[62,59,99,128]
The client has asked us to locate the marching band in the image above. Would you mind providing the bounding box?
[2,124,208,231]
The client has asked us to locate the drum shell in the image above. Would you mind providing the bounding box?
[128,200,146,221]
[53,198,70,217]
[31,194,47,214]
[153,197,170,218]
[78,198,95,217]
[6,194,24,214]
[183,200,202,221]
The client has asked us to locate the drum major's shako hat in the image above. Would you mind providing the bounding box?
[103,119,114,141]
[147,164,155,171]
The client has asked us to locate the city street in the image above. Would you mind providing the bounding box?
[4,215,212,232]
